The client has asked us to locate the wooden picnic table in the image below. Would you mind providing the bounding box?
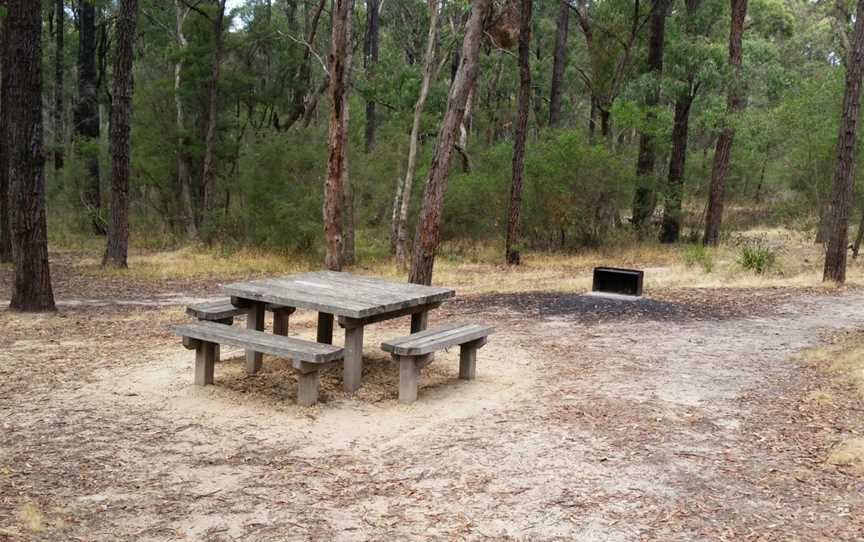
[222,271,455,393]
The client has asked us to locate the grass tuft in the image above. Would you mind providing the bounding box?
[827,438,864,475]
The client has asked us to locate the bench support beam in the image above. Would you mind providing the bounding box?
[397,355,418,404]
[459,337,486,380]
[296,365,320,407]
[195,341,217,386]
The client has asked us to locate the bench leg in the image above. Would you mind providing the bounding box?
[296,368,320,407]
[343,325,364,393]
[246,302,265,374]
[195,341,217,386]
[459,345,477,380]
[317,312,334,344]
[397,355,418,404]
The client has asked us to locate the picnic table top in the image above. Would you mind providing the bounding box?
[222,271,455,319]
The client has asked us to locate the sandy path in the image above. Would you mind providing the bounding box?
[2,291,864,540]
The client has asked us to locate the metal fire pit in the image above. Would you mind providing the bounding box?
[592,267,644,297]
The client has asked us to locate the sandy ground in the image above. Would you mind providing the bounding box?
[2,280,864,540]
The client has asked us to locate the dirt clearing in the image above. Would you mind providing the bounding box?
[2,276,864,540]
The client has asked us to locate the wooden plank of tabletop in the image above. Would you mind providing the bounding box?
[223,272,455,319]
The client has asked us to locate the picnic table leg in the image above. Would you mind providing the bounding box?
[212,317,233,363]
[343,324,364,393]
[246,301,265,374]
[410,310,428,333]
[273,307,295,336]
[317,313,334,344]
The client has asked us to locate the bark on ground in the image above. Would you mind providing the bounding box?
[1,265,863,540]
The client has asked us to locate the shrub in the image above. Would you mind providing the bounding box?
[680,243,714,273]
[738,240,777,274]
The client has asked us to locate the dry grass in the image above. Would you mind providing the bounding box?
[801,334,864,401]
[796,330,864,476]
[827,439,864,475]
[76,246,318,281]
[59,227,864,296]
[17,503,44,532]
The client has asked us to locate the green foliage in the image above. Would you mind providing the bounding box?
[738,240,777,274]
[680,243,715,273]
[36,0,862,261]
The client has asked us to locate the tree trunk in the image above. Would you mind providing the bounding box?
[852,208,864,259]
[548,0,568,127]
[409,0,492,285]
[103,0,138,268]
[824,0,864,283]
[75,0,103,235]
[283,0,327,130]
[174,1,198,239]
[588,95,598,144]
[0,10,13,263]
[505,0,532,266]
[200,0,227,237]
[659,90,695,243]
[631,0,669,237]
[703,0,747,246]
[599,106,611,141]
[394,0,440,269]
[324,0,353,271]
[54,0,65,171]
[363,0,380,154]
[342,0,357,266]
[7,0,56,312]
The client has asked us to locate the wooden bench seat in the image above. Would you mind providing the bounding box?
[381,322,494,404]
[186,299,293,325]
[173,321,343,406]
[186,299,248,323]
[186,299,296,363]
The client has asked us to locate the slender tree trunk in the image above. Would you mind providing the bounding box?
[200,0,227,237]
[485,51,505,144]
[363,0,380,154]
[324,0,353,271]
[459,85,474,149]
[824,0,864,283]
[588,96,598,144]
[174,1,198,239]
[852,208,864,259]
[505,0,532,265]
[599,106,611,141]
[631,0,669,237]
[103,0,138,268]
[659,0,701,244]
[409,0,492,285]
[395,0,440,269]
[703,0,748,246]
[7,0,56,311]
[342,0,356,266]
[549,0,568,127]
[54,0,65,171]
[75,0,103,235]
[0,9,13,264]
[659,89,695,243]
[283,0,327,130]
